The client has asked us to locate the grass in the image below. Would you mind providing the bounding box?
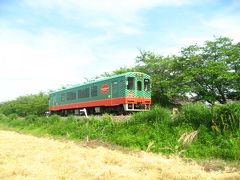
[0,102,240,161]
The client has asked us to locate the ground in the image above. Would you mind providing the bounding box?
[0,130,239,179]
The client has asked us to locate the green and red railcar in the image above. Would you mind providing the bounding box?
[49,72,151,115]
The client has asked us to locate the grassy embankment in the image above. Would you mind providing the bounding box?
[0,102,239,161]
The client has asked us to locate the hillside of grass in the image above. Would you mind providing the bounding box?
[0,102,239,161]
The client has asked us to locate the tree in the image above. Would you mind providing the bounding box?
[0,92,49,116]
[179,37,239,104]
[135,37,240,105]
[135,51,182,106]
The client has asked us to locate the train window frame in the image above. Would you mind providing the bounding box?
[113,81,117,89]
[91,85,98,97]
[144,79,150,91]
[78,88,90,98]
[127,77,134,90]
[61,93,66,102]
[137,81,142,91]
[66,91,77,101]
[120,80,124,88]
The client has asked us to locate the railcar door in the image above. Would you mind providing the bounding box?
[111,80,118,106]
[111,81,118,98]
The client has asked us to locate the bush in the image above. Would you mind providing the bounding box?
[0,113,10,124]
[0,113,8,121]
[175,103,212,129]
[49,115,61,124]
[8,113,18,120]
[0,102,239,161]
[0,93,48,116]
[25,115,39,123]
[212,102,240,133]
[132,105,172,124]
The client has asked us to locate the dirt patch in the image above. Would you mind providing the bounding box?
[0,130,239,179]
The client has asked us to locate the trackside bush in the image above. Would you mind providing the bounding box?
[0,113,8,121]
[212,102,240,133]
[175,103,212,129]
[49,115,61,123]
[132,105,171,124]
[8,113,18,120]
[25,115,39,123]
[0,102,239,161]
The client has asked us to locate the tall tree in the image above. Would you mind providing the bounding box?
[179,37,239,104]
[135,37,240,105]
[135,51,182,106]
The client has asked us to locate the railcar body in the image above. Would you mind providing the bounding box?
[49,72,151,115]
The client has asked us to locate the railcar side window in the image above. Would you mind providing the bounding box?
[137,81,142,91]
[61,93,66,102]
[127,77,134,90]
[120,80,124,88]
[144,79,150,91]
[78,88,90,98]
[67,91,77,100]
[113,81,117,89]
[91,85,98,97]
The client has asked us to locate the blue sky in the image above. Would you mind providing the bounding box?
[0,0,240,102]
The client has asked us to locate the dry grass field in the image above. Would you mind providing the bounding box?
[0,130,239,180]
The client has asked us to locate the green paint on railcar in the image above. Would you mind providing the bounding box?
[49,72,151,107]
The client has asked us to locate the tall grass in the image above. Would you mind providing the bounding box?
[0,102,239,161]
[212,102,240,133]
[174,103,212,129]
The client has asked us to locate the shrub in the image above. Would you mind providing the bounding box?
[25,115,39,123]
[0,113,10,124]
[175,103,212,129]
[49,115,61,123]
[212,102,240,133]
[0,113,8,120]
[132,105,171,124]
[8,113,18,120]
[0,93,48,116]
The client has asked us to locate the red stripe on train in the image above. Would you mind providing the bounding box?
[49,97,151,111]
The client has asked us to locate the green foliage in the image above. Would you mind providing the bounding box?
[0,92,48,116]
[134,37,240,105]
[49,115,61,123]
[132,105,172,124]
[186,125,240,160]
[8,113,18,120]
[135,51,178,106]
[212,102,240,133]
[0,103,239,161]
[175,103,212,129]
[25,115,39,123]
[0,113,9,124]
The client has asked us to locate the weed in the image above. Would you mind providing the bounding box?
[212,102,240,133]
[174,103,212,129]
[0,103,239,161]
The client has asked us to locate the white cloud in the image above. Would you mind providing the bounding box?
[1,0,239,103]
[0,24,139,101]
[0,27,98,101]
[23,0,193,36]
[116,25,143,35]
[24,0,192,14]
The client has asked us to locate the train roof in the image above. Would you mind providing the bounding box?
[50,72,150,95]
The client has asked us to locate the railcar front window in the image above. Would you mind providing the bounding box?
[137,81,142,91]
[144,79,150,91]
[127,77,134,90]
